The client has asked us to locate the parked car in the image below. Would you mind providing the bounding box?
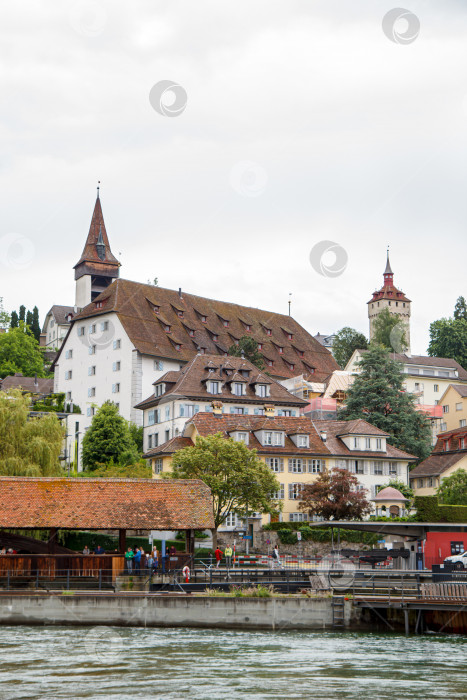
[444,551,467,570]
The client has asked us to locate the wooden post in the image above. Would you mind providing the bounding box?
[48,528,57,554]
[185,529,195,555]
[119,529,127,553]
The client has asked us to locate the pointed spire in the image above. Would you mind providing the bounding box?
[97,180,100,199]
[384,247,393,275]
[74,194,120,270]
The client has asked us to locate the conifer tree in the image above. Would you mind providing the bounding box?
[31,306,41,341]
[228,336,264,369]
[18,305,26,323]
[26,310,33,328]
[338,344,431,461]
[10,311,19,328]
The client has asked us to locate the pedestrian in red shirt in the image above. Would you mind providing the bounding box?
[215,547,223,569]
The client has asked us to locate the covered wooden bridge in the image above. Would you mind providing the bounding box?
[0,476,214,585]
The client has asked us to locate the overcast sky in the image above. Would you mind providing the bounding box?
[1,0,466,354]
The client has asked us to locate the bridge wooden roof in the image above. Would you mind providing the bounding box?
[0,477,214,530]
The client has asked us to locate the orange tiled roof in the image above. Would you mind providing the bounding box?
[66,279,338,381]
[0,477,214,530]
[135,353,307,410]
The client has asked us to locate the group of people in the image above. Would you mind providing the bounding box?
[124,544,178,575]
[82,545,106,555]
[0,548,17,555]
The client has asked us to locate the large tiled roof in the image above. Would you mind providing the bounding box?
[312,419,417,460]
[69,279,338,381]
[144,436,193,458]
[135,353,308,410]
[0,374,54,395]
[443,384,467,398]
[0,477,214,530]
[409,453,467,478]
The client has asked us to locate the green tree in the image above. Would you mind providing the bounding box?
[428,317,467,370]
[18,305,26,323]
[228,336,264,369]
[373,308,408,352]
[0,324,46,379]
[81,401,139,469]
[0,390,64,475]
[338,344,432,461]
[31,306,41,341]
[26,310,33,328]
[454,296,467,321]
[0,299,10,330]
[333,327,368,369]
[437,469,467,505]
[10,310,18,328]
[299,469,372,520]
[129,423,144,454]
[167,433,280,547]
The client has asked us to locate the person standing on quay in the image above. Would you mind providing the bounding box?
[224,545,233,569]
[215,547,223,569]
[134,546,142,575]
[125,547,134,575]
[272,545,281,569]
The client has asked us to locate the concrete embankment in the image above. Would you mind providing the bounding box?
[0,593,363,630]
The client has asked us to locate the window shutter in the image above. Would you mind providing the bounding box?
[230,407,235,414]
[384,462,389,476]
[364,461,369,475]
[277,410,282,416]
[194,405,199,414]
[288,484,294,499]
[254,408,259,415]
[244,408,249,414]
[291,410,296,416]
[280,459,284,472]
[288,459,293,473]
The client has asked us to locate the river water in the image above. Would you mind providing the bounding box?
[0,626,466,699]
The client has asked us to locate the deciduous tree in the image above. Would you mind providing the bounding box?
[437,469,467,506]
[0,299,10,330]
[428,317,467,370]
[81,401,139,469]
[338,344,431,461]
[167,433,280,547]
[454,296,467,321]
[228,336,265,370]
[373,308,408,352]
[299,469,372,520]
[0,390,64,476]
[0,323,46,379]
[333,327,368,369]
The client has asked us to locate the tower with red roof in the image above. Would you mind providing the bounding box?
[367,251,411,352]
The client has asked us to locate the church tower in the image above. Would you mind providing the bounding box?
[74,188,120,309]
[367,251,411,353]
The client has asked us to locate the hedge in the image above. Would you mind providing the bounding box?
[414,496,467,523]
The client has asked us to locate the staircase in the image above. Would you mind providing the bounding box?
[332,595,346,629]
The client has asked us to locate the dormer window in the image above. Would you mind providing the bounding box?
[354,437,360,449]
[263,431,284,447]
[223,320,229,327]
[233,382,244,396]
[256,384,268,398]
[267,360,274,367]
[201,315,207,323]
[266,329,272,336]
[209,381,220,395]
[376,438,382,450]
[189,329,195,337]
[287,333,293,340]
[234,432,249,444]
[95,301,103,309]
[199,347,206,354]
[288,363,295,371]
[212,334,218,341]
[298,435,309,448]
[278,347,284,354]
[154,383,165,397]
[258,343,263,350]
[174,343,181,351]
[153,305,160,315]
[163,324,170,333]
[177,311,184,318]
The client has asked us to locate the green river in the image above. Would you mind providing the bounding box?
[0,626,465,699]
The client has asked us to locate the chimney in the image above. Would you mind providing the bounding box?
[178,288,182,299]
[34,373,38,388]
[320,430,327,442]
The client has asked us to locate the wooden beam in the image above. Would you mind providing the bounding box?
[48,528,57,554]
[118,529,126,553]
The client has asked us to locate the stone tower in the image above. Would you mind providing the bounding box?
[367,252,411,353]
[73,189,120,309]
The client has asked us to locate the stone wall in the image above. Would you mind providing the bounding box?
[217,530,366,557]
